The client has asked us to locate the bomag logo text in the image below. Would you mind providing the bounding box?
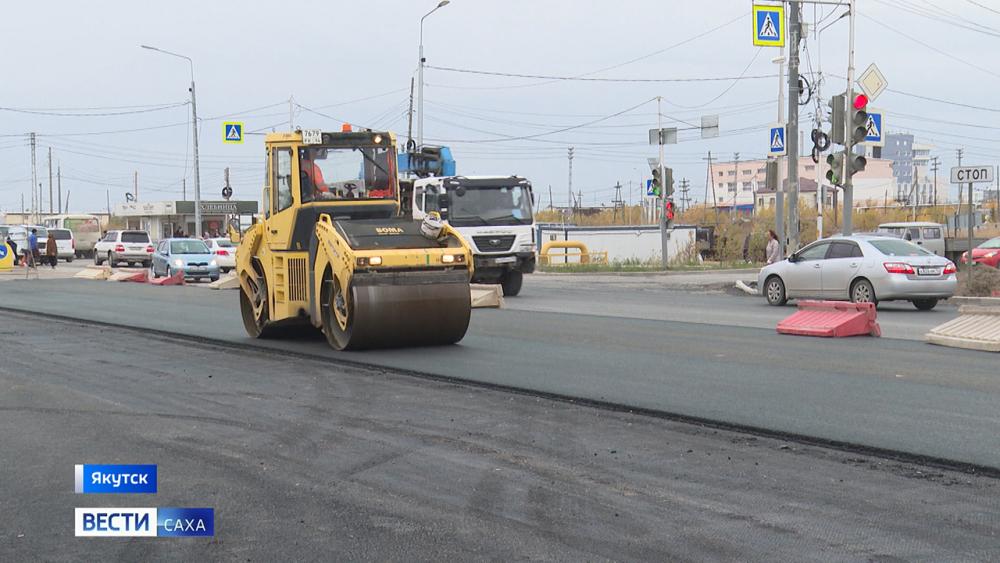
[376,227,405,235]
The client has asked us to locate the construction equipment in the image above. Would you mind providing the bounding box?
[235,129,474,350]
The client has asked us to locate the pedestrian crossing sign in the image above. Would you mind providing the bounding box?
[753,4,785,47]
[223,122,244,144]
[769,124,786,156]
[864,110,884,146]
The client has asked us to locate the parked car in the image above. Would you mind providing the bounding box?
[47,228,76,262]
[150,238,220,282]
[759,235,957,310]
[206,238,236,273]
[94,230,153,267]
[876,222,946,256]
[960,236,1000,269]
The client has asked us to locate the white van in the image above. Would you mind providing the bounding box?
[877,222,946,256]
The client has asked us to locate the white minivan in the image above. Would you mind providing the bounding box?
[877,222,946,256]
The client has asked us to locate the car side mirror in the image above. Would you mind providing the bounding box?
[787,253,798,263]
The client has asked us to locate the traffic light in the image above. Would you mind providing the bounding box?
[848,92,869,145]
[664,199,676,226]
[846,92,869,178]
[826,152,845,186]
[828,93,846,145]
[650,168,662,197]
[663,167,675,198]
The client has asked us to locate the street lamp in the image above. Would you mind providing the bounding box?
[141,44,203,237]
[418,0,450,149]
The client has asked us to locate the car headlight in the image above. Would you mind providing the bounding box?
[986,251,998,258]
[210,259,218,267]
[518,243,535,252]
[173,259,184,267]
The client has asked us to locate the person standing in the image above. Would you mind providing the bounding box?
[6,235,17,266]
[765,229,781,265]
[28,228,40,267]
[45,231,58,268]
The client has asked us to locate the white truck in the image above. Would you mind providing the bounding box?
[409,175,536,296]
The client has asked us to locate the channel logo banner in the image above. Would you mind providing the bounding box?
[158,508,214,537]
[75,508,214,537]
[75,508,157,537]
[75,464,157,494]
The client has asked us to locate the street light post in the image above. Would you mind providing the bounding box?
[418,0,450,150]
[142,44,202,237]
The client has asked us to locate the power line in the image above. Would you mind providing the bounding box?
[0,101,189,117]
[425,64,775,84]
[967,0,1000,16]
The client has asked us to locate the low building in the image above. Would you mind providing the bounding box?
[709,157,898,211]
[113,200,258,240]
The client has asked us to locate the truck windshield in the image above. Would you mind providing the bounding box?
[449,185,533,227]
[299,146,395,203]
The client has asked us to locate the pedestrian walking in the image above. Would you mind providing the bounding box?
[765,229,781,265]
[45,231,58,268]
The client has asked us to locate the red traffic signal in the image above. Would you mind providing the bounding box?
[664,200,676,221]
[852,93,869,110]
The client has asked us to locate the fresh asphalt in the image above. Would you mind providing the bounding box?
[1,276,997,473]
[2,313,998,561]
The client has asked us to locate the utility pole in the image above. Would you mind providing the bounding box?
[566,147,574,224]
[731,152,740,214]
[106,188,111,218]
[289,95,294,130]
[612,182,623,224]
[956,148,964,236]
[406,77,415,149]
[774,55,786,256]
[183,178,186,201]
[57,166,62,213]
[930,156,940,207]
[838,0,857,235]
[47,147,53,214]
[911,161,918,220]
[657,96,669,269]
[134,171,139,202]
[679,179,691,212]
[30,133,37,224]
[704,151,719,224]
[786,0,802,249]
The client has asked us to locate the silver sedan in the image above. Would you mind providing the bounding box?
[758,235,957,310]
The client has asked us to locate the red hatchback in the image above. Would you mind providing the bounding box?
[961,236,1000,268]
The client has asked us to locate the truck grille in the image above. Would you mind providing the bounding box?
[472,235,515,252]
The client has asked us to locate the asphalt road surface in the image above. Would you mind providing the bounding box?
[1,278,998,473]
[2,313,997,561]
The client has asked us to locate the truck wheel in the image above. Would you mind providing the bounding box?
[322,275,354,350]
[66,256,74,263]
[500,270,523,297]
[240,273,272,338]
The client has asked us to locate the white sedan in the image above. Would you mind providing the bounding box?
[206,238,236,272]
[759,235,957,311]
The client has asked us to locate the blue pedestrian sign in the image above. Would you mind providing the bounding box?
[646,179,656,197]
[769,124,786,156]
[864,110,884,146]
[223,122,244,144]
[753,4,785,47]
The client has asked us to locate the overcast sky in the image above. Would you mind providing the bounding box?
[2,0,998,214]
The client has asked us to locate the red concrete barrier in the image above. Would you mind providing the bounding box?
[150,269,185,286]
[122,270,148,283]
[777,300,881,338]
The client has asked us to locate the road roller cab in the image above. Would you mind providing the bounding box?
[236,128,474,350]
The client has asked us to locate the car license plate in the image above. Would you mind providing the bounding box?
[918,267,941,275]
[494,256,517,264]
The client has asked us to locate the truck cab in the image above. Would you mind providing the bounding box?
[410,175,535,296]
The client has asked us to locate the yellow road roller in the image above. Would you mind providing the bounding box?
[235,128,473,350]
